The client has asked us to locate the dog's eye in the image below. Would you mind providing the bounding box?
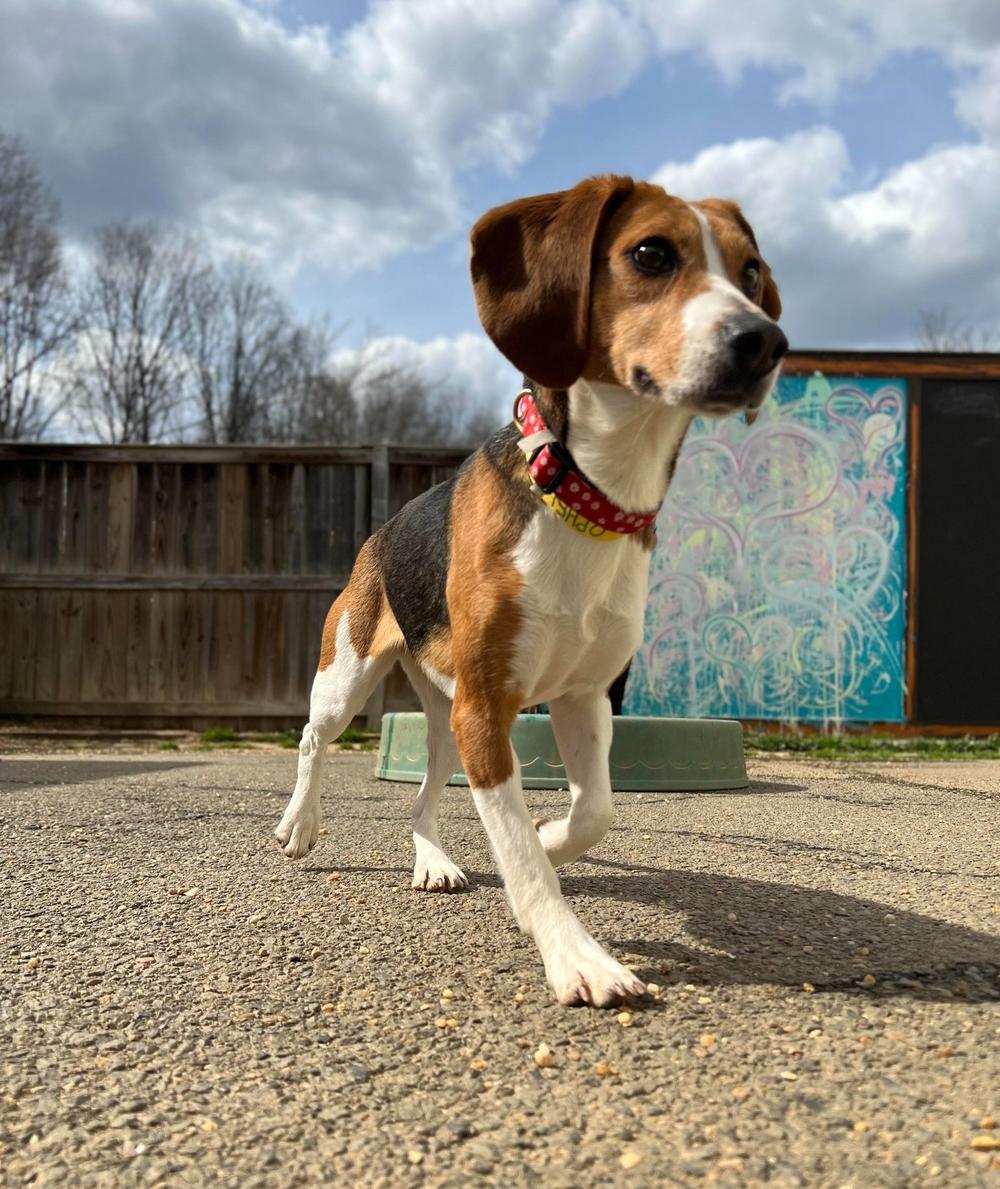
[630,237,677,276]
[742,259,761,296]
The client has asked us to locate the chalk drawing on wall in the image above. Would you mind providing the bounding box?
[625,374,908,724]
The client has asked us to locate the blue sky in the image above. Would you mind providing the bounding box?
[2,0,998,418]
[290,44,968,347]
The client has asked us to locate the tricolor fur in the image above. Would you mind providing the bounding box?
[276,174,787,1007]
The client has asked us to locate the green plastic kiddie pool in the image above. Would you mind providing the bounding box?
[375,712,748,792]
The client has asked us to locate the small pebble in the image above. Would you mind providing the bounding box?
[620,1151,642,1170]
[27,957,39,970]
[861,974,876,988]
[320,1003,336,1014]
[779,1071,798,1081]
[970,1135,1000,1151]
[802,983,816,993]
[616,1012,634,1027]
[594,1062,616,1078]
[980,1117,996,1130]
[698,1033,717,1048]
[533,1044,556,1068]
[407,1149,424,1164]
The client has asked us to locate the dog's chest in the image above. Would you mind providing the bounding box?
[511,511,649,703]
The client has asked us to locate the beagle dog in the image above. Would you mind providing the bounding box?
[276,174,786,1007]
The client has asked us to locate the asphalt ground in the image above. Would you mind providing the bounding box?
[2,748,998,1187]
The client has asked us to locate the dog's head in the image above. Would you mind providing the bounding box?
[471,174,786,419]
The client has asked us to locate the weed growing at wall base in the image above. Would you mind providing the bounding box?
[744,733,1000,761]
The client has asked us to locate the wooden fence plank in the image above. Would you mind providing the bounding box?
[32,591,59,703]
[86,461,111,573]
[220,465,246,574]
[0,593,16,697]
[9,590,38,700]
[126,592,151,704]
[55,590,83,702]
[107,463,134,573]
[0,574,351,591]
[0,444,466,725]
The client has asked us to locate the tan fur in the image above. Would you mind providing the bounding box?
[695,198,782,318]
[413,626,456,678]
[447,456,528,788]
[317,535,403,671]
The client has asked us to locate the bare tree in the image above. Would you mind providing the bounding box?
[68,221,201,443]
[0,132,77,439]
[185,255,310,442]
[350,359,499,446]
[917,307,999,351]
[265,342,359,444]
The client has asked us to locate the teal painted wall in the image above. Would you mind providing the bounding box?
[625,373,908,724]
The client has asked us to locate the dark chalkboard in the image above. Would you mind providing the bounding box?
[915,380,1000,723]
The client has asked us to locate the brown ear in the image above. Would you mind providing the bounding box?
[470,174,634,389]
[760,267,782,320]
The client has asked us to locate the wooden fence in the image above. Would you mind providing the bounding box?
[0,443,469,729]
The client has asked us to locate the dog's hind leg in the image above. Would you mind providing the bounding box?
[536,691,614,867]
[276,540,402,859]
[400,658,468,892]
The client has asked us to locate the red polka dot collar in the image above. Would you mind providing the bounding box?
[513,388,660,542]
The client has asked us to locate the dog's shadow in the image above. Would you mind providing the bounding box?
[558,859,1000,1003]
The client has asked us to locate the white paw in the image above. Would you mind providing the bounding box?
[274,805,321,859]
[542,933,645,1008]
[535,817,573,865]
[412,850,469,893]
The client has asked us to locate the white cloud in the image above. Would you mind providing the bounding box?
[2,0,1000,345]
[332,331,518,423]
[0,0,649,275]
[653,128,1000,346]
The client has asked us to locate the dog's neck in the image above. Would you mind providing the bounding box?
[550,378,691,514]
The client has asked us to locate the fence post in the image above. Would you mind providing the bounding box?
[364,445,390,730]
[370,445,389,534]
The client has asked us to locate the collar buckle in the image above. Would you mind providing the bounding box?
[512,386,533,430]
[533,439,573,494]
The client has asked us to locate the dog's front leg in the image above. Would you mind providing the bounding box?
[536,691,614,866]
[453,696,644,1007]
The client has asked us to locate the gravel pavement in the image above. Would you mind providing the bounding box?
[2,747,998,1187]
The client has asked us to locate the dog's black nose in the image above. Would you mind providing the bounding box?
[721,314,788,378]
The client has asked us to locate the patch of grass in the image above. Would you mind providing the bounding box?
[199,726,239,743]
[336,725,376,747]
[745,732,1000,761]
[157,740,180,751]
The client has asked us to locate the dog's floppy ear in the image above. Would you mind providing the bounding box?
[760,266,781,320]
[470,174,634,390]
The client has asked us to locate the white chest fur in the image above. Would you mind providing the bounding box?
[511,510,650,705]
